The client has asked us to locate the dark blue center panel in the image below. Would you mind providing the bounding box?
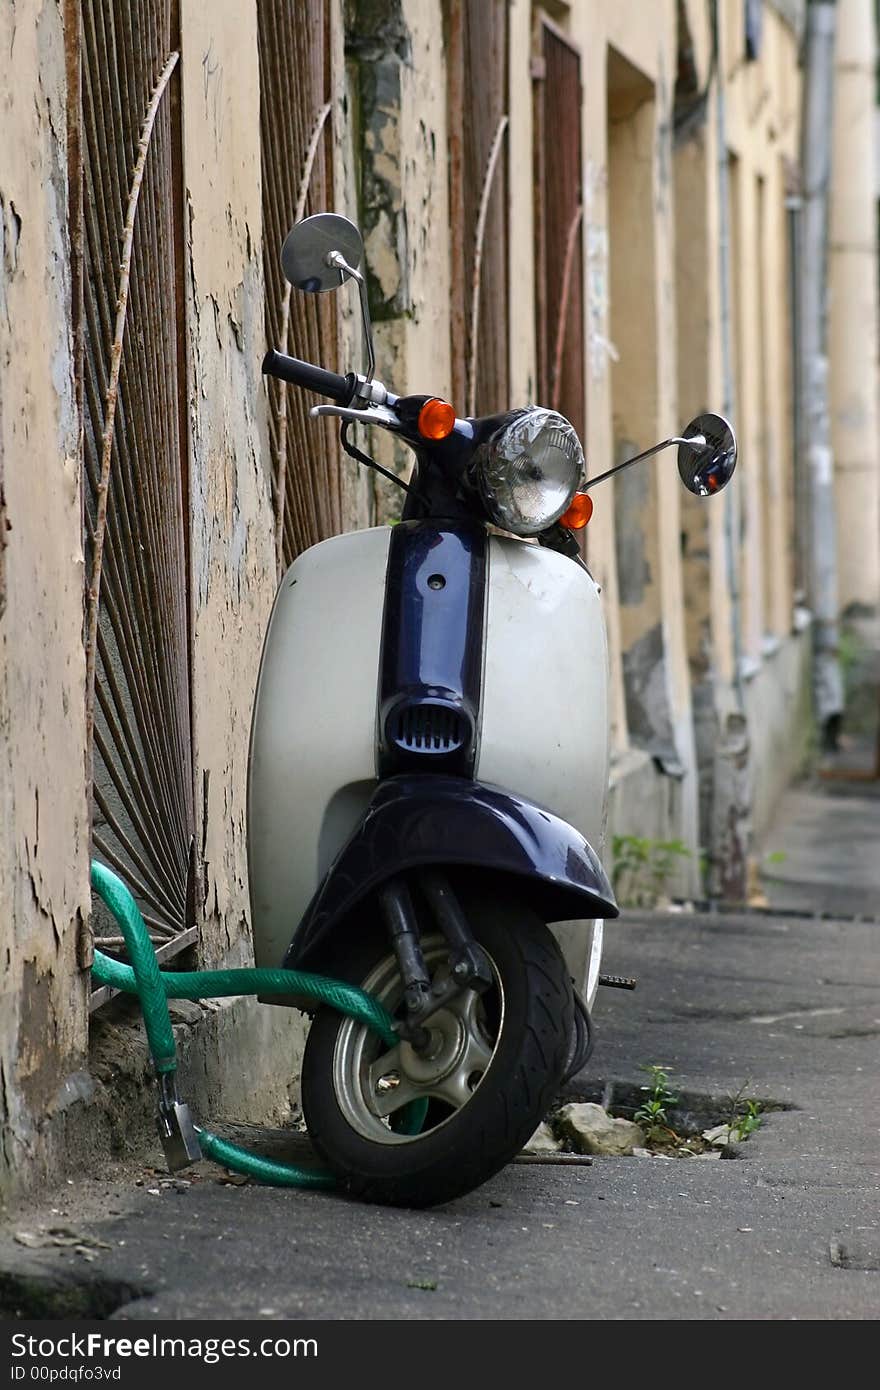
[378,521,487,776]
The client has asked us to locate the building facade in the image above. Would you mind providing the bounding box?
[1,0,876,1196]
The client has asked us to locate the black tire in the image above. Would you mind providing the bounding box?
[561,986,595,1085]
[300,887,574,1207]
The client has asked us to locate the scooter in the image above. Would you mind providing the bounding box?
[248,213,737,1207]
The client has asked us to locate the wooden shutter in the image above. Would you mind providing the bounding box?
[533,17,585,445]
[259,0,341,572]
[446,0,510,417]
[78,0,196,978]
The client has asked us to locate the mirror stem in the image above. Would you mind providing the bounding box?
[582,437,697,493]
[327,251,375,383]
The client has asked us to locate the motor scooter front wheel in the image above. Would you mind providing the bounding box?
[300,891,574,1207]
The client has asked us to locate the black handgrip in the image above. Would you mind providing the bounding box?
[262,349,354,403]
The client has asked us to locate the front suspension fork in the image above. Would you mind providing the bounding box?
[377,872,492,1042]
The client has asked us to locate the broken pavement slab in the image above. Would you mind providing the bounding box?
[556,1103,645,1156]
[521,1122,560,1154]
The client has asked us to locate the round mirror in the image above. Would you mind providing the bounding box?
[281,213,364,293]
[677,413,737,496]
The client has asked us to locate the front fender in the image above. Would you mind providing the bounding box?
[284,774,617,972]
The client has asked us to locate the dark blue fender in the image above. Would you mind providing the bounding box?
[283,774,618,974]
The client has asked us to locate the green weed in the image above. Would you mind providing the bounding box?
[634,1063,680,1142]
[611,835,691,907]
[727,1084,764,1142]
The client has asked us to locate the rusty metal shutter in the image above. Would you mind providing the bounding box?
[533,18,585,446]
[446,0,510,417]
[259,0,342,573]
[76,1,196,982]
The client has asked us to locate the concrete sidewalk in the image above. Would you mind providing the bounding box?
[1,779,878,1321]
[759,776,879,918]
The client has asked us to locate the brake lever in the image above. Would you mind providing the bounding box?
[309,403,399,430]
[339,421,411,494]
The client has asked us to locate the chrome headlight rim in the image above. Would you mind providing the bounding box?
[475,407,585,537]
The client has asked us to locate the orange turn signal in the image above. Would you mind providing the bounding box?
[560,492,594,529]
[418,397,456,441]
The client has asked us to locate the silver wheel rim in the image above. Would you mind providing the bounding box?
[331,934,505,1145]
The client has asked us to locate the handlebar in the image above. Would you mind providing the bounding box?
[262,349,354,404]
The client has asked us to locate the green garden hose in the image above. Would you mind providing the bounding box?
[90,861,426,1188]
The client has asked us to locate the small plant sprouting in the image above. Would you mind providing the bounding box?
[634,1063,680,1141]
[726,1081,764,1142]
[732,1100,763,1141]
[731,1098,763,1142]
[629,1068,765,1155]
[611,835,691,907]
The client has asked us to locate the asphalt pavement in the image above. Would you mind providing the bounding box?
[1,778,878,1322]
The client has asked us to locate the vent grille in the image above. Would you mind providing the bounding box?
[391,704,469,756]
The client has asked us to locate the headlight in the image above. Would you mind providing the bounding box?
[475,408,585,536]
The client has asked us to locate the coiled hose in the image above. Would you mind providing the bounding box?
[90,861,425,1188]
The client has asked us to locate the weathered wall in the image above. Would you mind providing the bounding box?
[829,0,880,617]
[569,2,700,892]
[179,0,277,967]
[674,0,803,893]
[724,0,801,666]
[744,628,813,842]
[724,1,803,888]
[0,0,90,1196]
[0,0,326,1200]
[178,0,310,1102]
[346,0,451,517]
[335,10,374,533]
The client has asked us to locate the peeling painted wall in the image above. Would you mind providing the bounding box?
[678,0,803,890]
[335,15,374,534]
[348,0,412,321]
[575,5,700,886]
[179,0,279,967]
[0,0,90,1194]
[346,0,451,518]
[830,0,880,616]
[722,0,801,665]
